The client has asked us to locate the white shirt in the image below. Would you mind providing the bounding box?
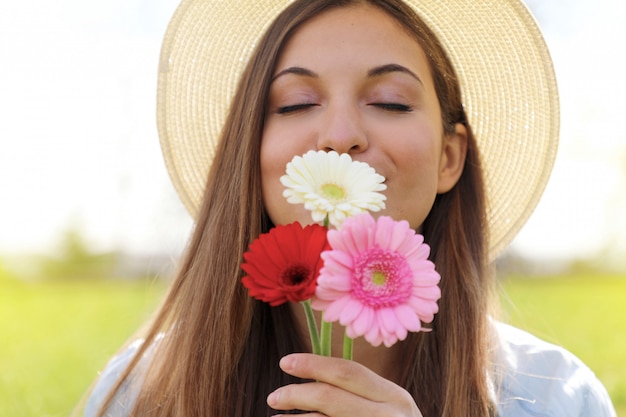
[491,322,616,416]
[85,322,617,416]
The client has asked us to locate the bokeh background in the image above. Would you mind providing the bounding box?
[1,0,624,416]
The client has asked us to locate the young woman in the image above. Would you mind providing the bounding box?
[84,0,616,416]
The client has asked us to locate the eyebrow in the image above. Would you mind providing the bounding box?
[367,63,422,85]
[272,66,318,82]
[271,63,422,84]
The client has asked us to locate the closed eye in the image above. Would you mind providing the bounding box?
[371,102,413,112]
[277,103,319,114]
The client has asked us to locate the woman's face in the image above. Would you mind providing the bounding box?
[261,4,466,230]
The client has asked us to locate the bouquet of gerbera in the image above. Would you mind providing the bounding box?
[241,150,441,358]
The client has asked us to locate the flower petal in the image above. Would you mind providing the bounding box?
[241,222,329,306]
[280,151,386,225]
[337,298,364,326]
[394,304,422,332]
[322,295,353,322]
[350,306,375,337]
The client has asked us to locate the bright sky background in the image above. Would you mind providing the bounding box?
[1,0,625,267]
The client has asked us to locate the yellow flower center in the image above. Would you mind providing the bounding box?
[372,270,387,286]
[321,183,345,201]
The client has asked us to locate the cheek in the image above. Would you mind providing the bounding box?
[260,120,314,174]
[388,163,439,228]
[260,128,315,226]
[382,129,442,228]
[260,123,292,193]
[260,141,285,216]
[388,125,442,184]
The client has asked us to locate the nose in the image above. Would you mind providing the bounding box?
[316,103,368,154]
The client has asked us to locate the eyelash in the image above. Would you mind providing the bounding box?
[371,102,413,112]
[276,103,318,114]
[276,102,413,114]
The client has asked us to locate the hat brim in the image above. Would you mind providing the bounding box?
[157,0,559,261]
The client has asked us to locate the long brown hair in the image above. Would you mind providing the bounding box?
[95,0,494,416]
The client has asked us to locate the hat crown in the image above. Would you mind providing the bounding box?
[157,0,559,261]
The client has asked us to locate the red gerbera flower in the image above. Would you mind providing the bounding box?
[241,222,330,306]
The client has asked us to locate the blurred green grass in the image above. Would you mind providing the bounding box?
[0,270,166,417]
[1,268,624,416]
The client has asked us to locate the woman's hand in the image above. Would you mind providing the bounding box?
[267,353,423,417]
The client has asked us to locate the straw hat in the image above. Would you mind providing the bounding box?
[157,0,559,261]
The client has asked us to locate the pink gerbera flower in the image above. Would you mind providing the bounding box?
[312,213,441,347]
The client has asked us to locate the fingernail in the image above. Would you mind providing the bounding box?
[267,390,280,406]
[279,355,294,371]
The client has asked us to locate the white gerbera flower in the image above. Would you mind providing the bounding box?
[280,150,386,228]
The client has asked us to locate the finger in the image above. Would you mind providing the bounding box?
[271,411,326,417]
[272,414,325,417]
[267,380,386,416]
[278,353,402,403]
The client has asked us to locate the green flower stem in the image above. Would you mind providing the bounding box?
[343,333,353,360]
[320,214,332,357]
[320,314,332,357]
[301,300,321,355]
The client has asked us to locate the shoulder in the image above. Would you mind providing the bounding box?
[84,336,160,417]
[492,321,616,417]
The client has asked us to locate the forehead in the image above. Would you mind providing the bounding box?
[275,4,430,74]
